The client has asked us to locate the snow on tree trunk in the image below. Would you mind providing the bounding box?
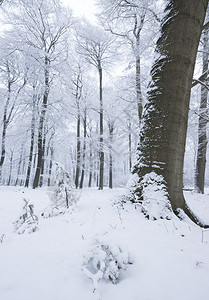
[133,0,208,224]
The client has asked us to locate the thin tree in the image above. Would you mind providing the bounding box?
[76,22,115,190]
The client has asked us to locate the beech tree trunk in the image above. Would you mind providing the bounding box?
[194,25,209,194]
[98,64,104,190]
[25,94,36,187]
[133,0,208,225]
[33,57,50,189]
[79,107,87,189]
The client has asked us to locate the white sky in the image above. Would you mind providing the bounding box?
[62,0,98,23]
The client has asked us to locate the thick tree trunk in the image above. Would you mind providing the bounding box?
[194,26,209,194]
[133,0,208,226]
[98,65,104,190]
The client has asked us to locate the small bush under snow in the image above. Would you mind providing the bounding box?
[14,198,38,234]
[82,238,133,290]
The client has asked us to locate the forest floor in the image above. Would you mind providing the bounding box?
[0,186,209,300]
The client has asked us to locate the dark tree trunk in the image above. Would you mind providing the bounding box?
[98,65,104,190]
[128,118,132,172]
[25,95,36,188]
[0,81,11,182]
[133,0,208,226]
[79,107,87,189]
[39,127,47,187]
[33,57,50,189]
[48,146,54,186]
[108,121,114,189]
[88,135,93,188]
[15,143,24,186]
[7,150,14,186]
[75,107,81,189]
[194,25,209,194]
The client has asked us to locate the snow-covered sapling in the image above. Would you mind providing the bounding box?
[43,162,78,217]
[14,198,38,234]
[82,238,133,291]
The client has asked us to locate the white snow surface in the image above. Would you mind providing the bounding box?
[0,187,209,300]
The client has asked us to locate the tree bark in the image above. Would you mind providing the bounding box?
[133,0,209,226]
[25,94,36,187]
[79,107,87,189]
[98,64,104,190]
[33,57,50,189]
[194,25,209,194]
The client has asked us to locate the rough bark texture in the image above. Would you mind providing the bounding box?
[133,0,209,226]
[194,26,209,194]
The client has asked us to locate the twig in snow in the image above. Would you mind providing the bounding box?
[0,234,5,243]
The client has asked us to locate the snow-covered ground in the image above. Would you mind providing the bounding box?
[0,187,209,300]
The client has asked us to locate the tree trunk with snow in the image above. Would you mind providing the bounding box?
[133,0,208,225]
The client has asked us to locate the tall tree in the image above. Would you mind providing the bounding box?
[194,16,209,194]
[133,0,209,226]
[99,0,160,126]
[76,22,115,190]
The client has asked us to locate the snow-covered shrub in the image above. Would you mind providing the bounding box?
[14,198,38,234]
[82,238,133,290]
[43,162,78,217]
[140,172,172,220]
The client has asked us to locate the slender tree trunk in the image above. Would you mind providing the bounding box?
[48,146,54,186]
[88,137,93,188]
[98,64,104,190]
[75,107,81,188]
[0,81,11,182]
[79,108,87,189]
[15,143,24,186]
[33,57,50,189]
[136,36,143,126]
[128,117,132,172]
[108,121,114,189]
[194,26,209,194]
[39,127,47,187]
[7,150,14,186]
[25,95,36,187]
[133,0,208,226]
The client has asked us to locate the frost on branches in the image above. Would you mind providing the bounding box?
[131,171,173,220]
[14,199,38,234]
[44,162,78,217]
[82,238,133,290]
